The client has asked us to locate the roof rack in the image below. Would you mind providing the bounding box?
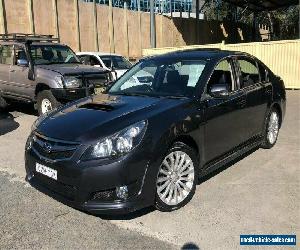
[0,33,60,43]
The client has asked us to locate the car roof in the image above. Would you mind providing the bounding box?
[144,49,249,61]
[77,51,123,57]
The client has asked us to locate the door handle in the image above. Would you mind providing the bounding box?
[9,69,15,73]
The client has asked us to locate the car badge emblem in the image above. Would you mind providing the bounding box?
[43,142,52,153]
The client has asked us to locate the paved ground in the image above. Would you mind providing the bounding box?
[0,91,299,249]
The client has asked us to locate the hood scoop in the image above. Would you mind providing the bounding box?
[79,103,114,111]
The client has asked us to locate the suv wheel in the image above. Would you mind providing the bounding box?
[155,142,198,212]
[37,90,61,115]
[261,108,280,149]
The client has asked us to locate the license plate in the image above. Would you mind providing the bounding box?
[95,87,105,94]
[36,163,57,180]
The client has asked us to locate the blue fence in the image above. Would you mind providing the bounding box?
[82,0,192,13]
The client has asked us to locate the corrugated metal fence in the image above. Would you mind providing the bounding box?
[143,40,300,89]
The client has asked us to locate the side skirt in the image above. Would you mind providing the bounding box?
[198,137,263,180]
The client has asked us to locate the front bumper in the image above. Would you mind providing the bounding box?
[24,136,156,215]
[51,87,94,103]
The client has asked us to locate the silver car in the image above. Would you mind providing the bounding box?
[0,34,112,115]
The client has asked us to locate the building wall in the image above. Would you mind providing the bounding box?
[0,0,253,59]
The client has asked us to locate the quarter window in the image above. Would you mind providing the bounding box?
[237,58,260,88]
[0,45,13,65]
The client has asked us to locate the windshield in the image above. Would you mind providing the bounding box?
[30,45,80,65]
[109,58,206,98]
[101,56,132,69]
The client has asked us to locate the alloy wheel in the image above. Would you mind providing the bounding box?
[267,111,279,145]
[41,98,52,114]
[156,151,195,206]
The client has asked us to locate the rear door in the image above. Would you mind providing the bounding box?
[0,44,14,94]
[203,58,248,163]
[235,56,269,139]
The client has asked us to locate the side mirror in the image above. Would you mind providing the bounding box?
[209,84,230,98]
[17,59,28,67]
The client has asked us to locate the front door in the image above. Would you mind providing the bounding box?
[203,58,247,163]
[0,45,14,95]
[9,45,33,99]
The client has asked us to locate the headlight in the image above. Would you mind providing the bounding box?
[63,76,82,88]
[82,120,147,160]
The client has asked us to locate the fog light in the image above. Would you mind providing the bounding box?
[116,186,128,199]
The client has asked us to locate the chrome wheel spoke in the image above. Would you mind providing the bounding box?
[157,176,169,183]
[158,180,170,193]
[178,180,191,192]
[163,159,172,171]
[180,167,193,176]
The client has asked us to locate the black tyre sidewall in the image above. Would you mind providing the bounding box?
[37,90,60,115]
[261,108,279,149]
[155,142,199,212]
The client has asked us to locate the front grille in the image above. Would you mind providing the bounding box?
[32,133,79,161]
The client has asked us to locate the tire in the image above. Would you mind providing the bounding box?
[261,108,280,149]
[155,142,198,212]
[36,90,61,115]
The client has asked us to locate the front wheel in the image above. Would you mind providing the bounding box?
[155,142,198,212]
[261,108,280,149]
[36,90,61,115]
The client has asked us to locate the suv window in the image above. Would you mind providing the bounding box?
[14,46,27,65]
[207,59,234,93]
[0,45,13,65]
[30,45,80,65]
[237,58,260,88]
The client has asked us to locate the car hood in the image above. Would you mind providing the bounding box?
[36,94,188,142]
[36,64,109,75]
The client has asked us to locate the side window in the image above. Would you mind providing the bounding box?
[100,57,112,68]
[207,59,234,93]
[90,56,101,66]
[238,58,260,88]
[14,46,27,65]
[0,45,13,65]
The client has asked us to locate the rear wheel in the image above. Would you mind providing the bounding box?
[155,142,198,212]
[36,90,61,115]
[261,108,280,149]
